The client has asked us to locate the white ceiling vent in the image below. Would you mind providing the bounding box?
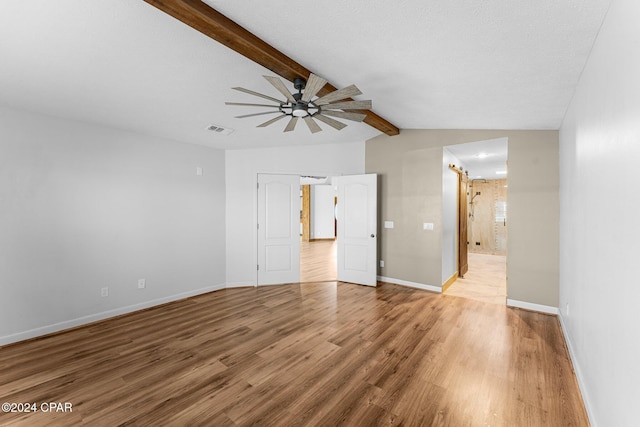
[206,124,234,135]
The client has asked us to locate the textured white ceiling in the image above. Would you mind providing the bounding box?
[445,138,508,180]
[0,1,611,150]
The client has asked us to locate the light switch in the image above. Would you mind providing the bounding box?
[384,221,394,229]
[423,223,434,231]
[196,166,203,176]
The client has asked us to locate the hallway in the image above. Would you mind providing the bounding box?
[445,253,507,305]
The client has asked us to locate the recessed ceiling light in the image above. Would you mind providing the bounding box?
[496,171,507,175]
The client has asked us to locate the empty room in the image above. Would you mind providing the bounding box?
[1,1,639,426]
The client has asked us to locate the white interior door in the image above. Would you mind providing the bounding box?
[257,174,300,286]
[335,174,377,287]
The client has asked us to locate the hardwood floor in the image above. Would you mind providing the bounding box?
[0,282,587,426]
[445,253,507,305]
[300,239,336,282]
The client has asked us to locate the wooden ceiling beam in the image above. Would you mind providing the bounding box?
[144,0,400,136]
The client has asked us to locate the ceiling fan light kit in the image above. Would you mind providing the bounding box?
[226,74,372,133]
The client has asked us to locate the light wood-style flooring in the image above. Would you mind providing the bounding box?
[300,239,336,283]
[0,282,587,426]
[445,253,507,305]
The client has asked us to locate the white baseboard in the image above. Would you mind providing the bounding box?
[378,276,442,293]
[0,283,226,347]
[558,313,596,426]
[226,281,256,289]
[506,298,559,315]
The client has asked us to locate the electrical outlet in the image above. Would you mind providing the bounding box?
[379,260,385,268]
[565,303,570,317]
[101,287,109,297]
[138,279,146,289]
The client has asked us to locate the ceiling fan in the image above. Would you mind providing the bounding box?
[226,73,372,133]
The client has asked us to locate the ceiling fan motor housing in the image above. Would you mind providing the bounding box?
[291,91,310,117]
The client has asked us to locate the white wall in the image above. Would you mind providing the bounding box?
[225,142,365,287]
[0,106,226,345]
[310,185,336,239]
[559,0,640,425]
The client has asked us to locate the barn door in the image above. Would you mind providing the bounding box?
[458,173,469,277]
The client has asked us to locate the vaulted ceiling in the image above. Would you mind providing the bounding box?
[0,1,611,150]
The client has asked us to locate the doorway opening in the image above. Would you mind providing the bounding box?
[256,173,378,287]
[442,138,508,305]
[299,176,338,283]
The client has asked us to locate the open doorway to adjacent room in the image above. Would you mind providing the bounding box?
[443,138,508,305]
[257,173,377,287]
[299,176,337,283]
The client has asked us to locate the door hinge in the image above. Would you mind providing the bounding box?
[257,182,259,189]
[257,223,259,229]
[257,264,259,271]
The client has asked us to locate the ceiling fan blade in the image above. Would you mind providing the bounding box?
[323,100,372,110]
[303,116,322,134]
[283,116,299,132]
[225,102,280,108]
[314,84,362,105]
[301,73,328,102]
[264,76,296,103]
[257,114,287,128]
[232,87,283,104]
[314,114,347,130]
[235,111,281,119]
[321,110,367,122]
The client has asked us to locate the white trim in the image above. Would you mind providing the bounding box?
[558,313,596,426]
[377,276,442,293]
[506,298,559,315]
[226,281,256,289]
[0,283,225,347]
